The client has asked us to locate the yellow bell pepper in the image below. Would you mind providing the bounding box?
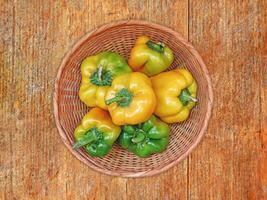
[105,72,156,125]
[151,68,198,123]
[128,36,174,76]
[79,52,132,110]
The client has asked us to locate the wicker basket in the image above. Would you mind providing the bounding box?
[53,20,213,177]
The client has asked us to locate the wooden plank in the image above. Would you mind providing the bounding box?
[259,1,267,198]
[0,1,15,199]
[5,1,62,199]
[189,0,266,199]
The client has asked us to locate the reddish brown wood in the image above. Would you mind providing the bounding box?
[189,0,267,199]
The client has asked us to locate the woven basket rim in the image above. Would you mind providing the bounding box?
[53,19,213,177]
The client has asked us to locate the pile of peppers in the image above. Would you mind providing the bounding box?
[73,35,198,158]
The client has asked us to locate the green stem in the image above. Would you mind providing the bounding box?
[131,132,145,143]
[90,65,112,86]
[98,64,103,81]
[105,88,133,107]
[146,41,164,53]
[72,131,97,150]
[105,96,125,105]
[179,88,198,106]
[189,96,197,102]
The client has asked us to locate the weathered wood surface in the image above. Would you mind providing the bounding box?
[0,0,266,199]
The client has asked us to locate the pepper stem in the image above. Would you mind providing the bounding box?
[179,88,198,106]
[131,132,145,143]
[146,41,164,53]
[105,88,133,107]
[72,129,98,150]
[98,64,103,81]
[189,96,197,102]
[105,96,125,105]
[90,65,112,86]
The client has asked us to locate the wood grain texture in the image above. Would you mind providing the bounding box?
[0,0,266,199]
[189,0,267,199]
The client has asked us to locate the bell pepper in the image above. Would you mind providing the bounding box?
[72,107,121,157]
[151,68,198,123]
[105,72,156,125]
[79,51,132,110]
[128,36,174,76]
[118,115,169,157]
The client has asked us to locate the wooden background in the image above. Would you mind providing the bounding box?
[0,0,266,199]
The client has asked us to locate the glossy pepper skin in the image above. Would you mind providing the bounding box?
[105,72,156,125]
[128,36,174,76]
[118,115,169,157]
[79,51,132,110]
[151,68,198,123]
[72,108,121,157]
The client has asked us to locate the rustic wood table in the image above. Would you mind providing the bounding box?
[1,1,266,199]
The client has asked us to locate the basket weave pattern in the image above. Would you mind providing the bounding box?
[53,20,213,177]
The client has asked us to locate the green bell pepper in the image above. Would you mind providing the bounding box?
[118,115,170,157]
[72,108,121,157]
